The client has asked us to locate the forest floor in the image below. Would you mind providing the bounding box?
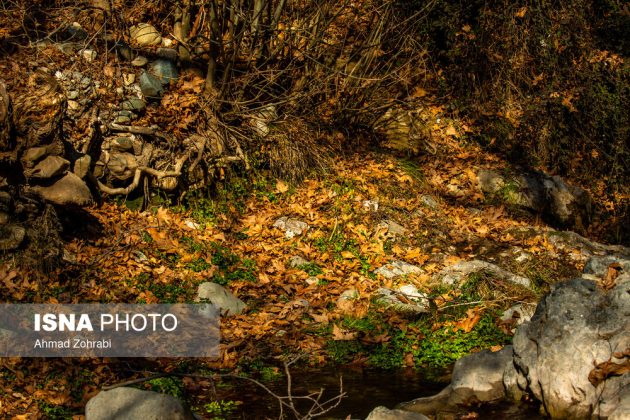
[2,109,617,417]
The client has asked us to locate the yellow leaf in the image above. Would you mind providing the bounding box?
[515,6,528,18]
[341,251,355,259]
[156,207,172,225]
[445,125,459,137]
[276,180,289,193]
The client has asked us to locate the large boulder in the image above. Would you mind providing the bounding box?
[399,347,513,415]
[477,169,591,229]
[365,406,429,420]
[30,172,92,206]
[85,387,193,420]
[512,276,630,418]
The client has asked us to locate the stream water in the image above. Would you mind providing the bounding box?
[217,367,545,419]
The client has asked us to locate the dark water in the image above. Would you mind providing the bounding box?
[217,367,544,419]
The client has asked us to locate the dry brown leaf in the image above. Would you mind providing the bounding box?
[332,324,358,341]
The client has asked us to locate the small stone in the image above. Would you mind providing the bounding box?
[67,100,81,111]
[129,23,162,47]
[420,195,438,209]
[184,220,200,230]
[113,115,131,124]
[67,90,79,100]
[57,43,78,55]
[196,282,246,316]
[139,72,164,98]
[0,225,25,251]
[121,97,146,113]
[376,284,430,315]
[273,217,308,239]
[66,22,88,40]
[123,73,135,86]
[115,41,133,61]
[375,260,422,279]
[337,288,359,310]
[110,137,134,152]
[148,59,179,85]
[362,199,379,212]
[377,219,407,238]
[289,255,310,268]
[131,56,148,67]
[157,47,178,61]
[81,49,97,62]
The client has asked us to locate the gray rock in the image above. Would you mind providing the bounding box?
[31,173,92,206]
[337,288,358,308]
[500,303,536,331]
[374,260,422,279]
[85,387,193,420]
[477,169,505,194]
[438,259,531,289]
[477,169,591,229]
[375,284,430,315]
[65,22,88,41]
[73,155,91,179]
[131,56,149,67]
[25,155,69,179]
[583,254,630,278]
[196,282,246,316]
[362,199,379,212]
[366,406,429,420]
[400,347,513,415]
[123,73,135,86]
[82,49,96,62]
[113,114,132,125]
[148,59,179,85]
[139,72,164,98]
[110,137,135,153]
[157,47,178,61]
[289,255,310,268]
[130,23,162,46]
[607,384,630,420]
[377,219,407,238]
[21,145,58,168]
[113,41,133,61]
[121,98,146,113]
[0,225,25,251]
[273,217,308,239]
[420,195,438,209]
[512,277,630,418]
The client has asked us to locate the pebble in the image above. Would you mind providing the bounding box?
[131,56,148,67]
